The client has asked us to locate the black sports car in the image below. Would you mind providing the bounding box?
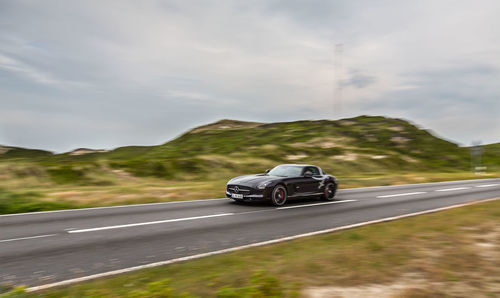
[226,164,338,206]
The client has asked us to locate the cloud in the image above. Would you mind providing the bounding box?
[0,52,85,87]
[0,0,499,152]
[341,70,376,89]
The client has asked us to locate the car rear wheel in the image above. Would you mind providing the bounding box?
[321,182,337,201]
[271,185,287,206]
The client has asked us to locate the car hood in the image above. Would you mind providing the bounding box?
[228,174,280,187]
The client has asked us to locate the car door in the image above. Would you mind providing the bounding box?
[285,175,309,196]
[301,167,322,194]
[289,167,319,195]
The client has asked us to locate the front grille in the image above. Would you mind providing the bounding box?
[227,185,251,194]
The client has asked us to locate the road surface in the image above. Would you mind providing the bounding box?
[1,178,499,289]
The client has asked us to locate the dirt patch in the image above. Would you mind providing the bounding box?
[190,120,262,133]
[69,148,108,156]
[391,136,410,145]
[389,126,405,132]
[371,155,387,160]
[287,154,308,160]
[339,120,355,126]
[401,156,418,163]
[260,144,279,150]
[303,271,500,298]
[0,146,12,154]
[303,273,427,298]
[333,152,357,161]
[111,169,136,180]
[319,142,337,149]
[471,225,499,261]
[292,137,346,149]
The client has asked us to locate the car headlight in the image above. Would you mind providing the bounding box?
[257,181,271,189]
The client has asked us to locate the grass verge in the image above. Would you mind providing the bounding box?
[0,188,83,214]
[3,199,499,297]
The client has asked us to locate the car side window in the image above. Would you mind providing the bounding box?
[305,167,320,176]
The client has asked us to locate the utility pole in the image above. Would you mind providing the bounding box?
[333,43,343,116]
[470,141,483,174]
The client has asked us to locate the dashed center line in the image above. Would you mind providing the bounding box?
[68,200,358,233]
[435,187,470,192]
[376,192,426,198]
[0,234,57,243]
[68,213,234,233]
[277,199,356,209]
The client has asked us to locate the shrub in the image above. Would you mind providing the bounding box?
[0,188,78,214]
[47,166,85,184]
[216,271,288,298]
[126,279,195,298]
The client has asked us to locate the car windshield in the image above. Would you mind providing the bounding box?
[268,165,303,177]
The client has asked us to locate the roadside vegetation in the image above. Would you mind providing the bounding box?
[0,188,80,215]
[0,115,498,214]
[2,198,498,297]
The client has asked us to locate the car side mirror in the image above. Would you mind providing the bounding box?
[304,171,313,177]
[265,169,270,174]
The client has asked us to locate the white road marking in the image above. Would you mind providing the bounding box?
[476,184,499,188]
[277,200,356,209]
[236,209,276,216]
[435,187,470,192]
[68,213,234,233]
[340,178,500,192]
[68,201,357,233]
[27,197,500,293]
[0,234,56,243]
[376,192,426,198]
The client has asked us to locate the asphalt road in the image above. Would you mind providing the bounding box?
[1,178,499,288]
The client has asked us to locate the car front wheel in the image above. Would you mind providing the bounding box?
[321,182,337,201]
[271,185,287,206]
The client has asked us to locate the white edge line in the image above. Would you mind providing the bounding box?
[476,184,499,188]
[26,197,500,293]
[2,178,499,218]
[376,191,426,198]
[435,187,470,192]
[0,234,56,243]
[277,199,356,209]
[68,213,233,233]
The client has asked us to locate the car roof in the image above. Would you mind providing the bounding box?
[277,164,318,167]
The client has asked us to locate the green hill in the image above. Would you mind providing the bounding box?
[482,142,500,171]
[104,115,469,178]
[0,145,53,159]
[1,115,497,182]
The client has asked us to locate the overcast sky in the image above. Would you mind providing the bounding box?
[1,0,499,152]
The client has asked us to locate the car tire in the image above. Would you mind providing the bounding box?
[321,182,337,201]
[271,185,287,206]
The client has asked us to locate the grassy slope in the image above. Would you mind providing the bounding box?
[0,146,52,159]
[3,116,497,177]
[482,142,500,171]
[108,115,473,178]
[0,116,498,213]
[8,199,498,297]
